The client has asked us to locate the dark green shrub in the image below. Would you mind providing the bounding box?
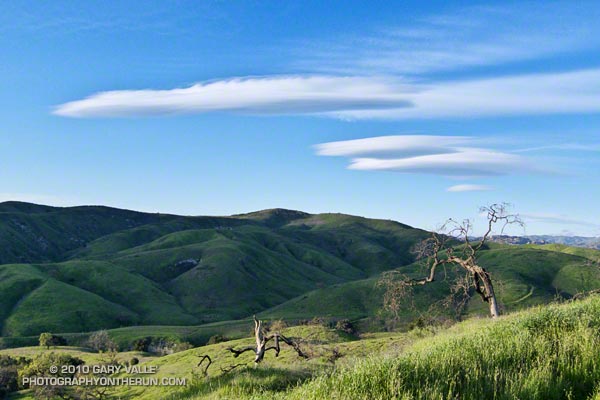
[0,355,26,399]
[38,333,67,349]
[132,337,152,352]
[335,319,356,335]
[206,335,229,345]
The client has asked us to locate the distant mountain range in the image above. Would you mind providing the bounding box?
[488,235,600,249]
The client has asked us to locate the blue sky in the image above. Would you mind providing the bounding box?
[1,0,599,235]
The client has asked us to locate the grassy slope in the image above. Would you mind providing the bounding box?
[525,243,600,263]
[0,319,256,350]
[2,202,600,344]
[0,264,46,334]
[0,207,430,335]
[171,296,600,400]
[278,296,600,400]
[4,244,595,344]
[6,297,600,399]
[261,246,600,322]
[0,260,199,336]
[3,279,139,336]
[0,202,168,264]
[3,239,598,338]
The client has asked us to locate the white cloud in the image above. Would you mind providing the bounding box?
[53,76,412,118]
[447,184,492,192]
[348,150,530,176]
[54,69,600,119]
[316,135,536,178]
[314,135,470,158]
[333,69,600,120]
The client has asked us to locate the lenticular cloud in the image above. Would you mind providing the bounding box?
[53,69,600,119]
[53,76,413,118]
[315,135,535,178]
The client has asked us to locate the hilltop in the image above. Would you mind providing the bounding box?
[487,234,600,249]
[0,202,428,336]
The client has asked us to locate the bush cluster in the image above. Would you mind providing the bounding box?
[38,333,67,349]
[132,336,193,355]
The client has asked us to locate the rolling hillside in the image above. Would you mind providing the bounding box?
[0,202,429,336]
[261,246,600,322]
[2,201,599,340]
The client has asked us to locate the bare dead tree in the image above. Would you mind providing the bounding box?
[326,347,343,364]
[226,316,308,364]
[379,203,523,319]
[197,355,212,376]
[441,272,473,319]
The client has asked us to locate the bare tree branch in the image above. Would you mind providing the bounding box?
[197,355,212,376]
[379,203,524,320]
[225,316,309,364]
[226,346,256,358]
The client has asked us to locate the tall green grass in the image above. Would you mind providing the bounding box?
[172,297,600,400]
[282,297,600,400]
[169,367,313,400]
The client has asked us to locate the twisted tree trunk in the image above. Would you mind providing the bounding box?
[227,316,307,364]
[379,204,522,319]
[455,258,500,319]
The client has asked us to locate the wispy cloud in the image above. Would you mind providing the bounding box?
[521,213,600,228]
[0,2,226,37]
[315,135,537,179]
[513,143,600,153]
[295,2,600,75]
[447,184,492,192]
[54,69,600,119]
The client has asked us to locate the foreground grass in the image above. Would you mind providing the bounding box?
[173,296,600,400]
[280,297,600,400]
[7,297,600,399]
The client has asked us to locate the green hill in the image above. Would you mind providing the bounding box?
[0,202,168,264]
[0,203,430,336]
[261,246,600,322]
[525,243,600,263]
[2,202,600,341]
